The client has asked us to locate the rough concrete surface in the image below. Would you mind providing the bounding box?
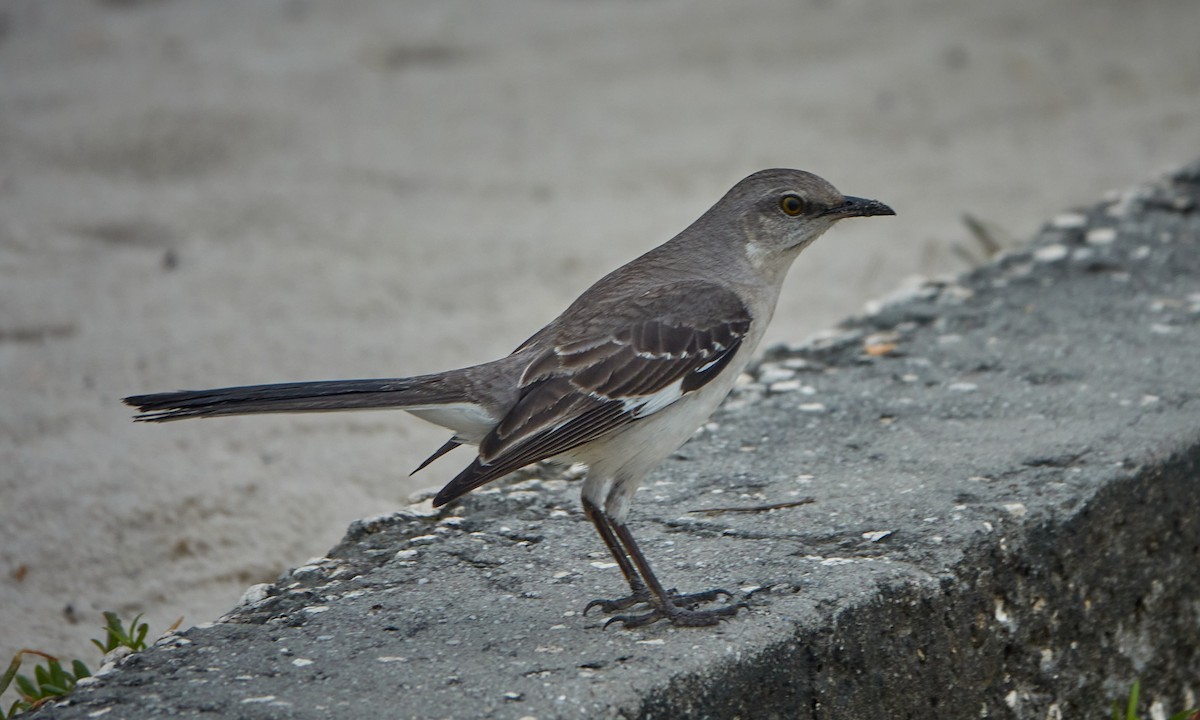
[21,163,1200,718]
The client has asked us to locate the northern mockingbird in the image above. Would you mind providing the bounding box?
[126,168,893,628]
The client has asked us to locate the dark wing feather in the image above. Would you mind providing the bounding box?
[432,389,629,505]
[432,281,751,506]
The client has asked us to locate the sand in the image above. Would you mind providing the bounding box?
[2,0,1198,668]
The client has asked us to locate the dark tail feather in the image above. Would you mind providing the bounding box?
[125,374,468,422]
[410,437,462,475]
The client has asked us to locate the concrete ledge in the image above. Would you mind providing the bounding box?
[31,163,1200,719]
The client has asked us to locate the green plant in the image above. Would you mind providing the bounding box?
[1,651,90,718]
[90,612,150,654]
[1112,680,1200,720]
[1,612,160,718]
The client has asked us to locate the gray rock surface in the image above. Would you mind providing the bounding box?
[27,165,1200,718]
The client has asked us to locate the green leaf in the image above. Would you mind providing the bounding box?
[92,612,124,653]
[46,658,67,688]
[15,674,37,699]
[0,654,22,701]
[71,660,91,679]
[8,698,31,720]
[132,621,149,651]
[103,612,125,642]
[38,681,68,697]
[1126,680,1140,720]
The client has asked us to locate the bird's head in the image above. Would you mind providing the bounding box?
[715,168,894,270]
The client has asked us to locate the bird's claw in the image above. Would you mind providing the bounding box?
[584,587,733,616]
[584,592,650,615]
[667,587,733,608]
[604,599,747,629]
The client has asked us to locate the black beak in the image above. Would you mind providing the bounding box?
[827,195,895,219]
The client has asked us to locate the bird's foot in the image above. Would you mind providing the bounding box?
[584,590,651,615]
[584,587,732,616]
[667,587,734,607]
[604,596,747,629]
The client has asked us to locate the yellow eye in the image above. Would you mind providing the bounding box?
[780,194,807,216]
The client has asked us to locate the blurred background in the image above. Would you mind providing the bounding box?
[2,0,1198,670]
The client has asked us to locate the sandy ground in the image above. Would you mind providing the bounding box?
[1,0,1198,670]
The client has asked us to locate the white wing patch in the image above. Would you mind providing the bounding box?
[621,377,686,419]
[693,355,724,374]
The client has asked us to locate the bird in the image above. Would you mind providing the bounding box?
[125,168,894,628]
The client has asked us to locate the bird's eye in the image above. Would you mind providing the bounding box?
[779,194,807,217]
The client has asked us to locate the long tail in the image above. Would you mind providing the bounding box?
[124,373,471,422]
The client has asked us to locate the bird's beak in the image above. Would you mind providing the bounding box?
[826,196,895,219]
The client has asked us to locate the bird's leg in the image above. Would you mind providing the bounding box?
[582,497,652,614]
[581,500,743,629]
[582,499,732,616]
[605,519,744,629]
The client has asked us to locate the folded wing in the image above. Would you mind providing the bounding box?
[433,281,751,506]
